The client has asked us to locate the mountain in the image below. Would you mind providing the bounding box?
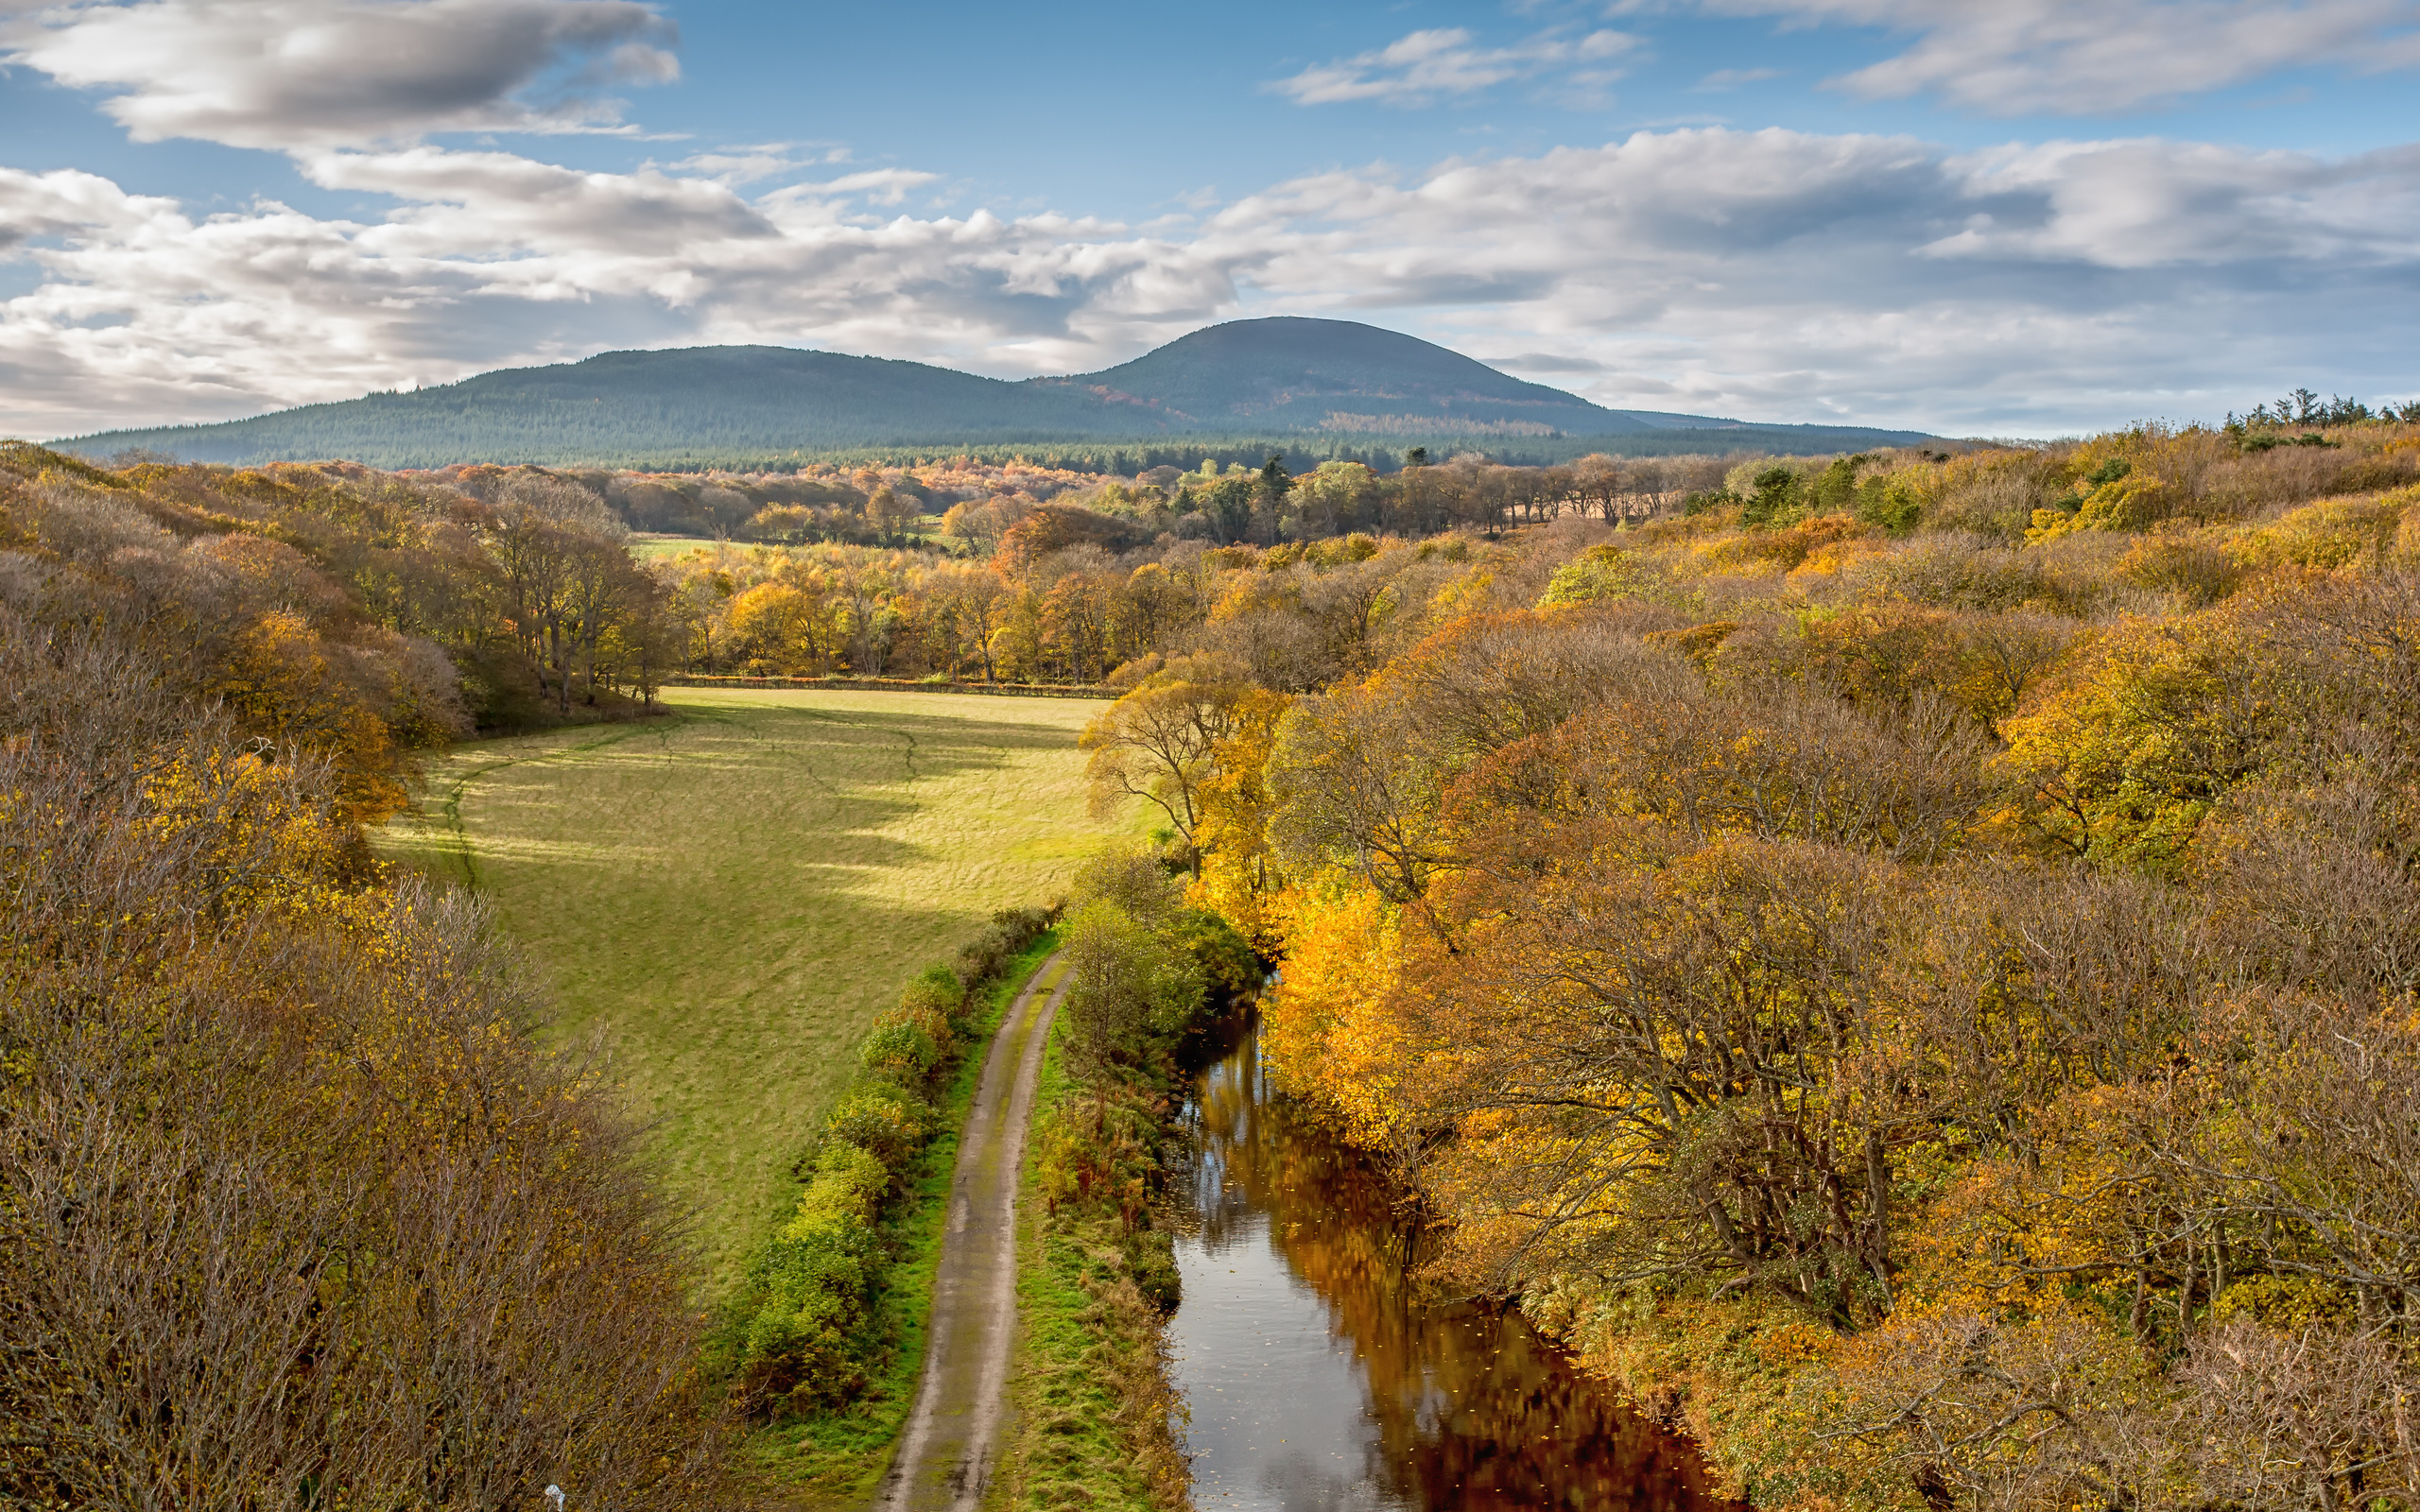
[55,318,1931,468]
[1042,318,1726,436]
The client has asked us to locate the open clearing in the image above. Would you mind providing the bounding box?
[378,687,1137,1292]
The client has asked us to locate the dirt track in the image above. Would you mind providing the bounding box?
[873,952,1069,1512]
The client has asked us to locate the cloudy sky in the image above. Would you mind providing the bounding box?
[2,0,2416,438]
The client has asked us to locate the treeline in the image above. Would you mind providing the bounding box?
[0,446,718,1502]
[76,412,1927,477]
[590,425,1929,475]
[1065,416,2420,1510]
[641,427,2415,694]
[646,451,1750,685]
[2232,386,2420,430]
[0,445,683,748]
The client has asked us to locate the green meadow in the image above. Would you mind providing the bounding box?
[378,687,1139,1293]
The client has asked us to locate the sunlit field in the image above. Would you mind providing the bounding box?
[379,687,1139,1293]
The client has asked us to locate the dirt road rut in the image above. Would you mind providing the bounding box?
[873,952,1069,1512]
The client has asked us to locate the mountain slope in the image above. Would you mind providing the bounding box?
[1040,317,1682,435]
[60,347,1167,469]
[57,319,1931,467]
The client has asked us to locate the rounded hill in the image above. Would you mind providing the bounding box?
[1046,317,1651,436]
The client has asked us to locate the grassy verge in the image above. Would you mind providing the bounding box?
[374,686,1139,1295]
[729,928,1062,1505]
[996,1019,1191,1512]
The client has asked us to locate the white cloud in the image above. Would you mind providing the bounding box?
[1932,138,2420,266]
[668,145,850,187]
[300,146,776,256]
[0,165,171,247]
[1697,0,2420,113]
[1270,26,1637,107]
[4,129,2418,438]
[1,0,677,148]
[1696,66,1783,90]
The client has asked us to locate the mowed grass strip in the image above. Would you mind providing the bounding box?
[379,687,1139,1293]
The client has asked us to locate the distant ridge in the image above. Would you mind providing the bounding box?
[58,318,1932,468]
[1041,318,1719,436]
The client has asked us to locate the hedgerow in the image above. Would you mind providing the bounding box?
[722,904,1056,1420]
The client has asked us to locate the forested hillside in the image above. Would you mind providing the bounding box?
[12,401,2419,1510]
[1057,417,2420,1510]
[57,319,1931,470]
[1043,316,1714,433]
[0,444,716,1506]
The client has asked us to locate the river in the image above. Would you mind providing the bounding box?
[1167,1019,1738,1512]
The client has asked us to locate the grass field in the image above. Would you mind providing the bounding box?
[627,520,952,561]
[378,687,1139,1293]
[628,532,717,559]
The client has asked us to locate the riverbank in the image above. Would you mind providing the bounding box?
[996,1029,1191,1511]
[994,851,1260,1510]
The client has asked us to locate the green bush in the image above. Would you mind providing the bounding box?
[1171,906,1261,997]
[956,904,1054,984]
[744,1224,875,1409]
[1537,544,1648,608]
[822,1087,932,1167]
[730,903,1062,1423]
[858,1019,941,1081]
[1060,900,1203,1077]
[1741,465,1807,527]
[792,1141,893,1228]
[900,964,965,1023]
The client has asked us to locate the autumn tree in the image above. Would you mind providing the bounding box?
[1079,653,1261,859]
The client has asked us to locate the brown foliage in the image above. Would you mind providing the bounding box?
[0,594,719,1507]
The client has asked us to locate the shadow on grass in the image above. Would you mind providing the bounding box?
[377,693,1126,1311]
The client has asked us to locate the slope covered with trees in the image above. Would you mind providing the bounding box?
[56,319,1931,470]
[1043,316,1709,433]
[17,396,2416,1510]
[1048,415,2420,1511]
[0,443,717,1506]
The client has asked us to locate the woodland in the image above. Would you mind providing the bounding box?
[1089,416,2420,1509]
[5,391,2420,1508]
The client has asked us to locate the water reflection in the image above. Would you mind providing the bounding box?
[1168,1021,1737,1512]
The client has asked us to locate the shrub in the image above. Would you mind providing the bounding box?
[2029,462,2172,541]
[822,1087,932,1168]
[881,1001,955,1058]
[2232,489,2412,571]
[743,1224,875,1410]
[956,903,1056,984]
[2118,527,2245,605]
[1537,544,1648,607]
[900,963,965,1022]
[1740,464,1807,527]
[858,1018,941,1082]
[793,1141,893,1228]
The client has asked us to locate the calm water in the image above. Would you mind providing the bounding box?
[1167,1021,1737,1512]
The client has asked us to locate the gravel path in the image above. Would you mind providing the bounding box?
[874,952,1070,1512]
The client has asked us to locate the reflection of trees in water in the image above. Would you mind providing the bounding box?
[1175,1028,1737,1512]
[1259,1450,1392,1512]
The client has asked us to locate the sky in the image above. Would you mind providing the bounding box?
[1,0,2417,439]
